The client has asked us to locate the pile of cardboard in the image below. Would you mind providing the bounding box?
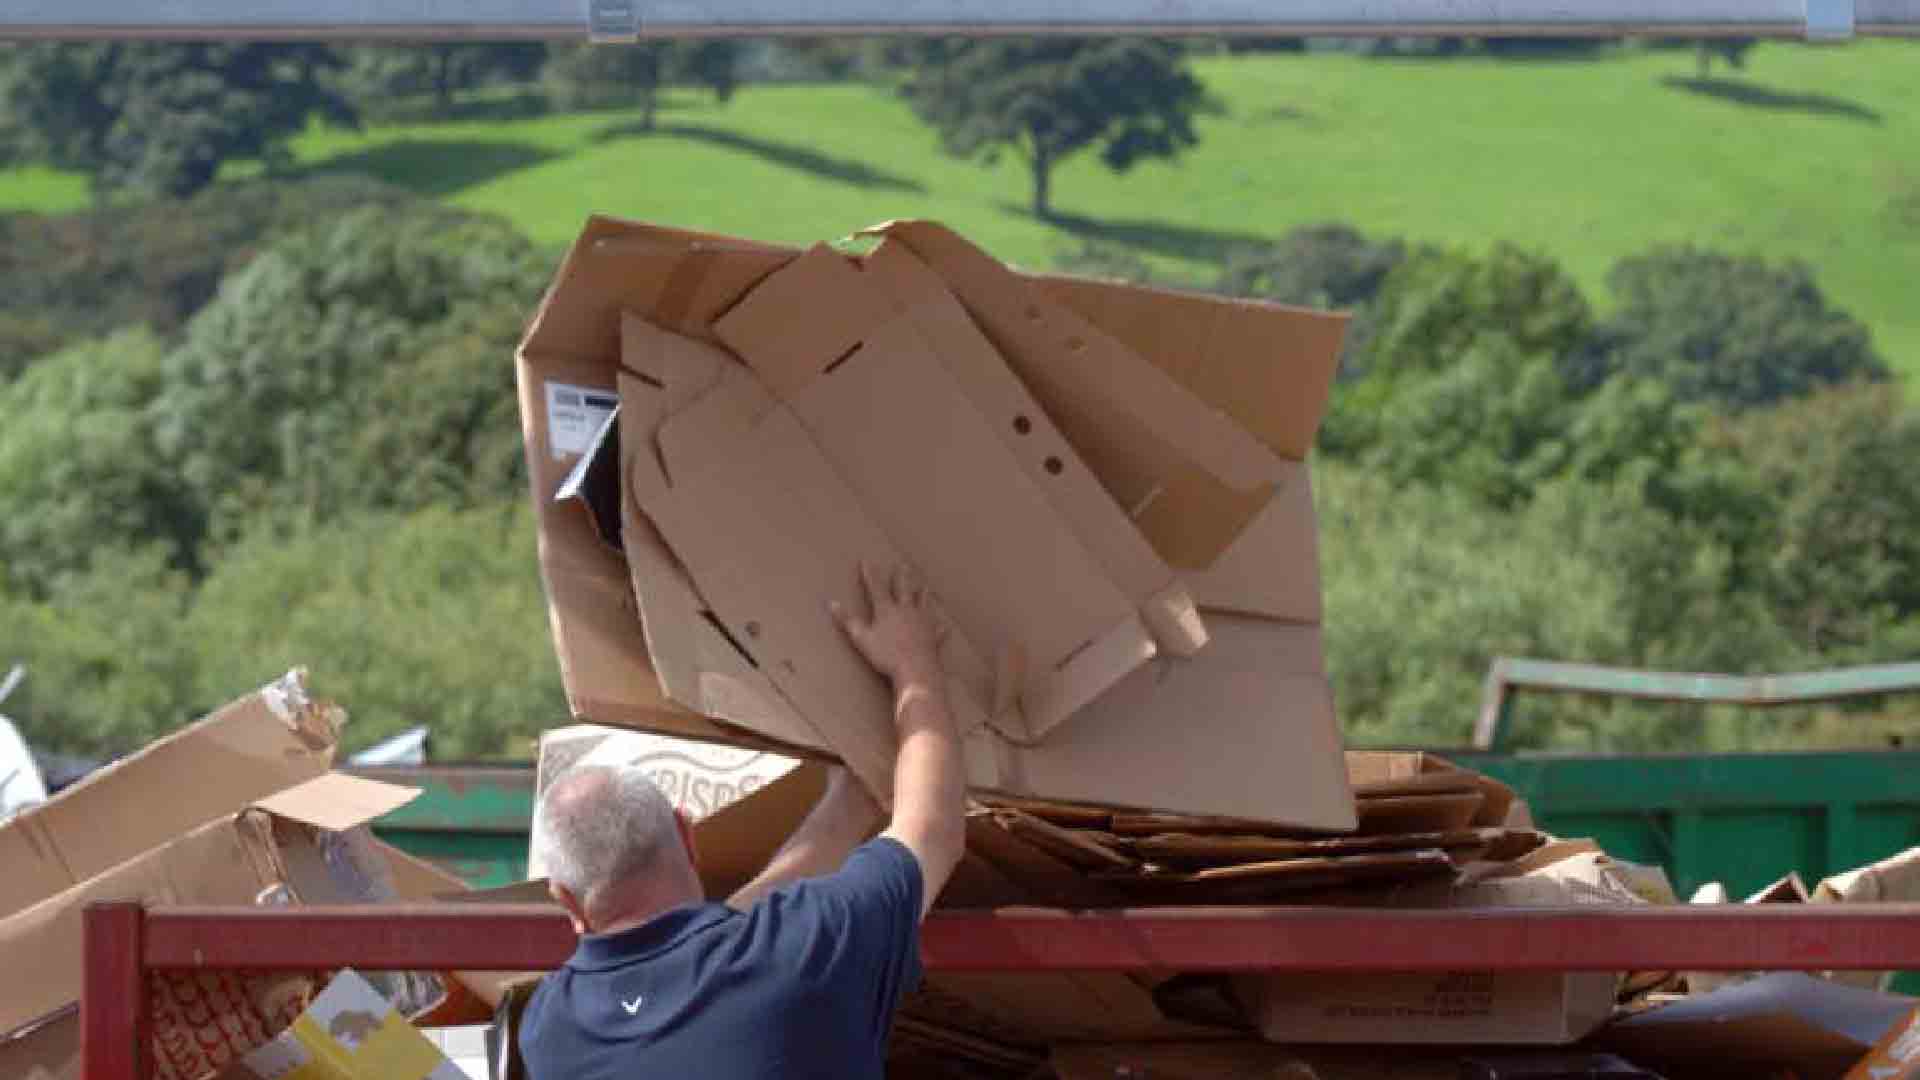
[516,216,1353,830]
[0,671,491,1080]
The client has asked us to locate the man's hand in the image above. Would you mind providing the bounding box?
[831,563,946,689]
[832,561,965,919]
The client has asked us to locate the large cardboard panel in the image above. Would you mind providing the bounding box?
[711,252,1164,736]
[1183,460,1323,623]
[613,332,823,752]
[519,219,1339,758]
[0,774,419,1038]
[859,238,1205,653]
[1002,617,1355,830]
[0,671,339,922]
[874,220,1333,570]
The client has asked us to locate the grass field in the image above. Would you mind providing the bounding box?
[6,41,1919,369]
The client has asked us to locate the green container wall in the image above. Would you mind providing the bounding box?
[1454,750,1920,899]
[354,766,536,890]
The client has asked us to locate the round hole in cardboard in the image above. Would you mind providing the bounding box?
[1013,415,1032,435]
[1044,457,1064,475]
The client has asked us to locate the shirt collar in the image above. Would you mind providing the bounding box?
[569,903,735,971]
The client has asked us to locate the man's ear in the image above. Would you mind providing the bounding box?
[550,881,592,935]
[675,807,700,867]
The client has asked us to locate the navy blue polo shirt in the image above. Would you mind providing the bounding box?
[519,837,925,1080]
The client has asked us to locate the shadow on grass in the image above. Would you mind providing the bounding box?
[1661,76,1883,124]
[592,121,926,193]
[307,139,561,198]
[1000,204,1272,264]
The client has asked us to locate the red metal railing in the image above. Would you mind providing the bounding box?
[82,902,1920,1079]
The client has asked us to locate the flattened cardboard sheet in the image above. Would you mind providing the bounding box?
[711,247,1170,735]
[872,221,1303,570]
[1133,828,1509,866]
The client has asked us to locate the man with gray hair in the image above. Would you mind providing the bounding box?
[519,563,966,1079]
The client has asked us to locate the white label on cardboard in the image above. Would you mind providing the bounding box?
[579,733,799,822]
[529,730,801,880]
[545,381,618,461]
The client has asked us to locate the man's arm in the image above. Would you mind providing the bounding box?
[725,766,881,910]
[833,563,967,918]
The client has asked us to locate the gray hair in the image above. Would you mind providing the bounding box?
[536,763,682,915]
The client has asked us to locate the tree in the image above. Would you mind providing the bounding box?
[1700,384,1920,657]
[1582,246,1886,410]
[344,44,547,116]
[544,42,740,129]
[900,38,1211,219]
[0,175,421,375]
[1317,461,1787,751]
[1322,243,1593,462]
[0,44,357,198]
[151,203,549,540]
[0,329,204,596]
[1215,225,1406,312]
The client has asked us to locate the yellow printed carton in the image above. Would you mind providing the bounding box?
[216,970,466,1080]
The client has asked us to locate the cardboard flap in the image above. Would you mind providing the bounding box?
[870,220,1293,570]
[521,215,789,362]
[1601,973,1918,1079]
[713,243,889,400]
[0,671,340,923]
[1033,273,1347,462]
[251,772,420,832]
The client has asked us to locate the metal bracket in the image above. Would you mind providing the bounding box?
[586,0,640,42]
[1805,0,1855,39]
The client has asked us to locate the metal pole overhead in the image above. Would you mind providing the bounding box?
[0,0,1913,40]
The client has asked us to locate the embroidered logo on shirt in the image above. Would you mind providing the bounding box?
[620,995,644,1015]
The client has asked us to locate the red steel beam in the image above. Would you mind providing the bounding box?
[134,903,1920,974]
[81,902,147,1080]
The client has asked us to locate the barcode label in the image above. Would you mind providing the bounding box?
[545,380,617,460]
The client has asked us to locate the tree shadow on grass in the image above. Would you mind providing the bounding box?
[592,121,926,194]
[306,139,561,198]
[999,203,1272,264]
[1661,76,1883,124]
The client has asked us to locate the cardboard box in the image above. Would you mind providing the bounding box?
[1236,846,1649,1045]
[0,669,340,921]
[516,217,1354,829]
[0,771,419,1039]
[527,724,802,879]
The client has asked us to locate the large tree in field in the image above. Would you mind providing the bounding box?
[0,44,357,198]
[346,44,547,115]
[545,42,740,130]
[900,38,1210,220]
